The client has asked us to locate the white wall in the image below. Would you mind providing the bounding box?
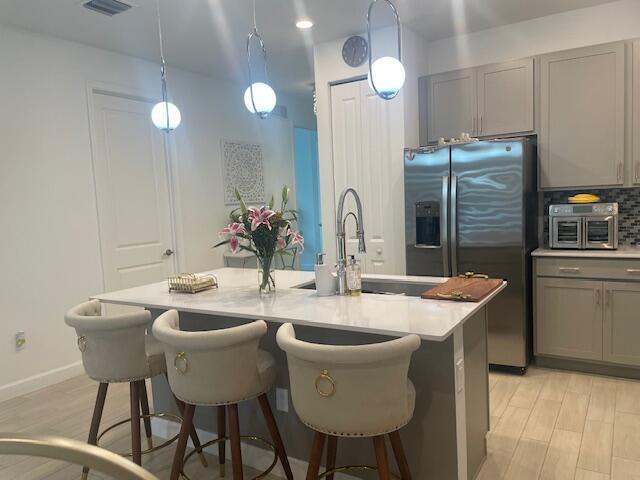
[313,26,428,267]
[427,0,640,74]
[0,23,313,399]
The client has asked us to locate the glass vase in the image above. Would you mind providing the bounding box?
[257,257,276,296]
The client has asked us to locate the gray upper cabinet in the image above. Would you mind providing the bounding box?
[633,40,640,185]
[536,277,603,361]
[477,58,534,137]
[426,68,477,143]
[539,42,625,189]
[603,281,640,366]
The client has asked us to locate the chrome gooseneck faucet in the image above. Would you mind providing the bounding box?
[335,187,366,295]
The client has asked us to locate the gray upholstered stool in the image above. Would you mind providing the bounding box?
[276,323,420,480]
[64,300,207,479]
[152,309,294,480]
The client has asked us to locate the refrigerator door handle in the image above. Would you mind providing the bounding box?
[451,174,458,277]
[441,175,450,275]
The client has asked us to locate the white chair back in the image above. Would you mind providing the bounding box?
[64,300,151,382]
[0,434,159,480]
[152,310,268,405]
[276,323,420,436]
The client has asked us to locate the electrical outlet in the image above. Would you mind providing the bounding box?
[276,388,289,412]
[15,331,26,350]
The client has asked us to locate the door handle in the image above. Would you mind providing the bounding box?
[451,175,458,277]
[595,289,601,306]
[164,249,175,256]
[441,175,450,275]
[472,116,476,136]
[480,115,483,135]
[605,290,612,307]
[618,163,623,182]
[627,269,640,275]
[635,162,639,183]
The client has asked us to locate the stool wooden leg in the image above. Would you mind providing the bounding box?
[218,405,227,477]
[81,382,108,480]
[388,431,412,479]
[172,393,208,467]
[306,431,326,480]
[373,435,390,480]
[257,393,294,480]
[130,382,142,466]
[326,435,337,480]
[170,403,195,480]
[228,403,243,480]
[138,380,153,450]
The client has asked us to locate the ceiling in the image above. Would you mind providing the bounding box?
[0,0,618,95]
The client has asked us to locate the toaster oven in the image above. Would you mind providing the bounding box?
[549,203,618,250]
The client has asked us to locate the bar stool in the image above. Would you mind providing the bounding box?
[64,300,207,479]
[276,323,420,480]
[152,309,294,480]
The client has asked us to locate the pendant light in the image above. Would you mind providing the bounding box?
[244,0,277,118]
[367,0,406,100]
[151,0,181,131]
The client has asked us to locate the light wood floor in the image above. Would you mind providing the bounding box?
[0,375,275,479]
[478,366,640,480]
[3,367,640,479]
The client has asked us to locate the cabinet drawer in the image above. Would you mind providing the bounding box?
[536,257,640,280]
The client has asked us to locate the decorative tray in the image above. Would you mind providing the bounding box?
[168,274,218,294]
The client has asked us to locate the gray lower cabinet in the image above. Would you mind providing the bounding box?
[603,281,640,366]
[536,277,603,361]
[536,257,640,367]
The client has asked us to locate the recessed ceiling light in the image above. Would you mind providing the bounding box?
[296,19,314,29]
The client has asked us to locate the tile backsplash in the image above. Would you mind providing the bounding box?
[543,188,640,246]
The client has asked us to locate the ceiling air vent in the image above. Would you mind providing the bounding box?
[83,0,132,16]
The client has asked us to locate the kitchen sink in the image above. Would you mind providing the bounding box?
[296,278,438,297]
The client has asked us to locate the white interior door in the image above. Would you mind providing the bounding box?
[91,92,176,295]
[330,80,401,274]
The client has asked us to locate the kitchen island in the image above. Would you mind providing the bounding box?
[93,268,506,480]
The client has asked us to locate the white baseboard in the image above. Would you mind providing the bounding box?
[151,417,359,480]
[0,361,84,403]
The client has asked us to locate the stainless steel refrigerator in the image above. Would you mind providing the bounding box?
[404,137,537,371]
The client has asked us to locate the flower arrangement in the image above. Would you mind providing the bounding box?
[214,186,304,294]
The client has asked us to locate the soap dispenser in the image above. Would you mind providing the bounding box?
[315,253,336,296]
[346,255,362,296]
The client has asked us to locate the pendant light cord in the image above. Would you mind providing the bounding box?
[156,0,170,127]
[252,0,257,31]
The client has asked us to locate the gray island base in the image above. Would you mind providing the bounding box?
[92,268,504,479]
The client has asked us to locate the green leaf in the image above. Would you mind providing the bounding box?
[212,239,230,249]
[268,194,274,210]
[281,185,290,210]
[235,188,248,215]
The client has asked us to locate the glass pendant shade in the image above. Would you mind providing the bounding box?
[151,101,182,131]
[369,56,406,97]
[244,82,277,116]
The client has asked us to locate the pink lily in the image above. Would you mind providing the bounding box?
[219,222,246,239]
[229,236,241,254]
[290,230,304,251]
[277,225,289,250]
[248,206,276,231]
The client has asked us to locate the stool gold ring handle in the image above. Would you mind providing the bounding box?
[174,352,189,374]
[315,370,335,397]
[77,335,87,353]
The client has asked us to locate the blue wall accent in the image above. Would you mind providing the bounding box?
[294,128,322,271]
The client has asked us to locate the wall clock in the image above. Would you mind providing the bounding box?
[342,35,368,68]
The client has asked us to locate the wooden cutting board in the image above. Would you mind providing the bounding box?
[422,276,503,302]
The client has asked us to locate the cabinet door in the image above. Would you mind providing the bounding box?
[426,69,477,143]
[633,40,640,185]
[539,42,625,189]
[603,282,640,366]
[536,278,603,361]
[477,58,534,137]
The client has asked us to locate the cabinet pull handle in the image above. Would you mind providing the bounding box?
[618,163,623,182]
[480,115,484,135]
[559,267,580,273]
[627,269,640,275]
[605,290,612,307]
[472,116,476,135]
[596,290,601,306]
[635,163,639,182]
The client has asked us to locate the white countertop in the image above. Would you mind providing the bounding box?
[92,268,506,342]
[533,246,640,259]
